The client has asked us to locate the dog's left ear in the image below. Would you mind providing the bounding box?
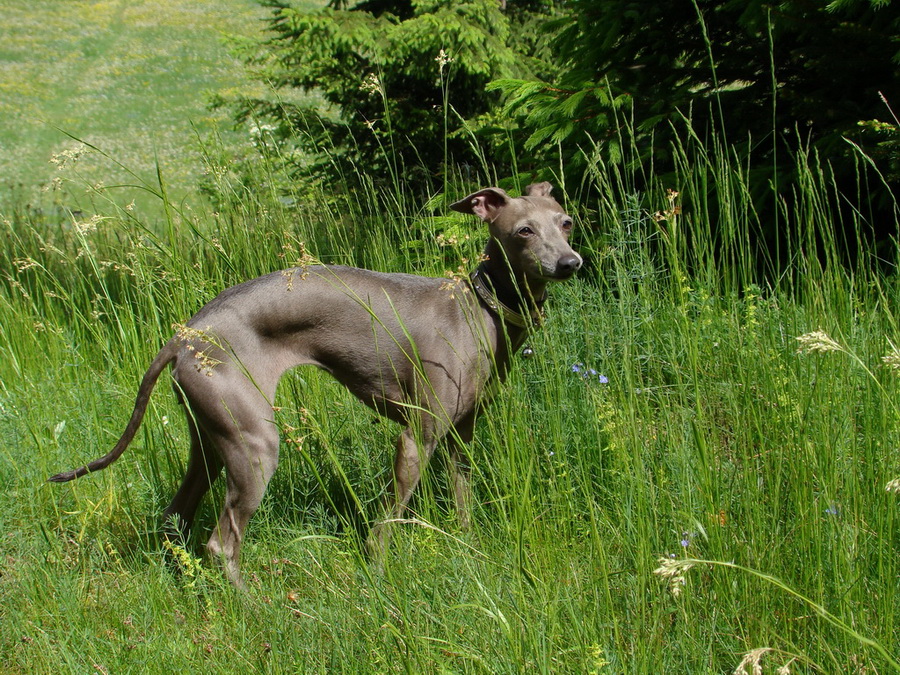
[525,182,554,198]
[450,187,510,222]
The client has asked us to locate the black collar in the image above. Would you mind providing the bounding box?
[469,264,545,329]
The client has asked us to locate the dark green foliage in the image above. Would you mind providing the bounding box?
[495,0,900,160]
[216,0,900,262]
[492,0,900,244]
[219,0,553,189]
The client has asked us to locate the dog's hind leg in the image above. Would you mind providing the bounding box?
[205,422,280,589]
[162,417,223,543]
[447,413,476,531]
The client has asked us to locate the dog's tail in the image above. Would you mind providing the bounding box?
[48,339,180,483]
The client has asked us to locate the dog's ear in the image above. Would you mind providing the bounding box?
[450,188,510,222]
[525,182,554,197]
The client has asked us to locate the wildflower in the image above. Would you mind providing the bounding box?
[587,643,610,672]
[680,531,693,548]
[249,123,276,137]
[435,48,454,73]
[795,330,843,355]
[359,72,383,95]
[162,538,204,585]
[824,504,839,516]
[886,478,900,494]
[570,363,609,383]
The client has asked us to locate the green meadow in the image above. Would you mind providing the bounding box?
[0,0,316,208]
[2,2,900,674]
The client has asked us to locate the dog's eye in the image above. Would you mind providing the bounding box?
[561,218,573,232]
[517,226,535,237]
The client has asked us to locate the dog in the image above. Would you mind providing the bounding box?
[49,182,582,587]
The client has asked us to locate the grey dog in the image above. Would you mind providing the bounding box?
[49,182,582,587]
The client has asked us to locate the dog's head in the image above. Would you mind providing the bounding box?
[450,182,582,281]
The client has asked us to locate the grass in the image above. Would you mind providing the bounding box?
[2,4,900,673]
[0,0,321,213]
[1,125,899,673]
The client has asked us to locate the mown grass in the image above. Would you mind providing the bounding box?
[1,118,899,673]
[0,0,322,213]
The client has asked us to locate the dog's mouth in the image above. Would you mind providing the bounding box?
[518,251,582,283]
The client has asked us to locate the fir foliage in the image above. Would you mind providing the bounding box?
[217,0,553,189]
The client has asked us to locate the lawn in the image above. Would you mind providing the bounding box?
[0,0,319,211]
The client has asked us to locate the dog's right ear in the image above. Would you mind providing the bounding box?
[525,181,554,197]
[450,188,510,223]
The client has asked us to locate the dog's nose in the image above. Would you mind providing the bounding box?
[557,254,582,276]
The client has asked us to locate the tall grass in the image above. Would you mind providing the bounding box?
[1,120,899,673]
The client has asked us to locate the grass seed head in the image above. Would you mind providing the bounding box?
[360,72,383,96]
[173,323,223,375]
[881,346,900,372]
[733,647,772,675]
[435,48,454,74]
[795,330,843,355]
[653,556,694,598]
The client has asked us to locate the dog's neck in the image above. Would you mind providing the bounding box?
[470,255,547,330]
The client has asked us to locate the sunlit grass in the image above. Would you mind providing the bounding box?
[1,121,899,671]
[0,0,324,213]
[2,6,900,666]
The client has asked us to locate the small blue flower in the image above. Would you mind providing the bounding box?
[571,363,609,384]
[680,531,692,548]
[825,504,839,516]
